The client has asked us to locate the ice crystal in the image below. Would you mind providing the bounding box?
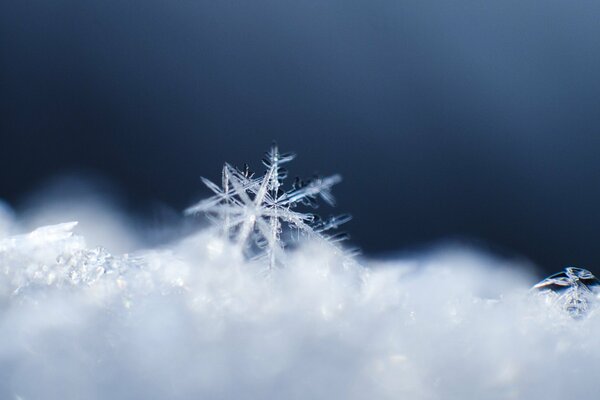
[185,144,351,267]
[0,221,82,253]
[0,222,141,304]
[533,266,600,318]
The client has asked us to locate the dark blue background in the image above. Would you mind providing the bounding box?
[2,1,600,274]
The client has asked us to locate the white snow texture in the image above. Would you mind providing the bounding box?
[0,197,598,400]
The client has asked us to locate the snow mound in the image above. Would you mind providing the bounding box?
[1,222,599,400]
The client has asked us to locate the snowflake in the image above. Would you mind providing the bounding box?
[533,267,600,318]
[185,144,352,267]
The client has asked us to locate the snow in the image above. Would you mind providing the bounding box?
[0,209,599,399]
[1,146,598,399]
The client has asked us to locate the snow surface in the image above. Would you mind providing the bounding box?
[0,200,598,400]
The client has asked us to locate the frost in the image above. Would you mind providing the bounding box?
[0,222,84,294]
[0,222,140,305]
[185,144,352,267]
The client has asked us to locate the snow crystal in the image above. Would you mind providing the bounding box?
[185,144,352,268]
[533,267,600,318]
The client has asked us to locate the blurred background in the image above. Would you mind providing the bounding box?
[2,0,600,275]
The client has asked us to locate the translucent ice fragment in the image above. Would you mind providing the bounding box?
[533,267,600,318]
[0,221,81,252]
[27,221,79,243]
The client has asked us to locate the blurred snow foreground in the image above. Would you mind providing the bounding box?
[1,149,600,399]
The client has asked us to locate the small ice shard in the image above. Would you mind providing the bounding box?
[27,221,79,242]
[533,267,600,318]
[0,221,80,252]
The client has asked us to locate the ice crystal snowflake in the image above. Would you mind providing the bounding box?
[185,144,352,267]
[533,266,600,318]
